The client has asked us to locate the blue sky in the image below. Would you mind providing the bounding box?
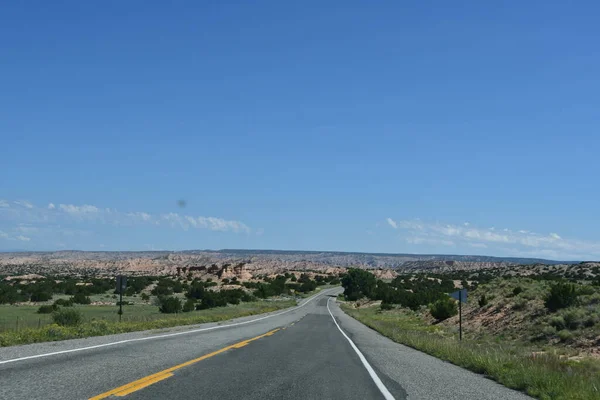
[1,1,599,260]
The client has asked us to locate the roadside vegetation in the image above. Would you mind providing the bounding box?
[340,267,600,400]
[0,271,341,346]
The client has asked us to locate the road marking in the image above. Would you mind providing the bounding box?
[0,288,340,366]
[89,328,280,399]
[326,298,395,400]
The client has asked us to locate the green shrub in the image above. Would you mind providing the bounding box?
[429,297,458,321]
[182,299,195,312]
[141,293,150,301]
[584,314,598,328]
[540,325,557,337]
[241,292,255,302]
[52,308,83,326]
[577,285,595,296]
[512,286,523,296]
[54,298,74,307]
[380,302,393,311]
[512,298,528,311]
[158,296,182,314]
[549,315,566,330]
[71,293,91,305]
[478,294,488,307]
[37,304,57,314]
[30,291,52,302]
[545,282,578,311]
[563,309,586,330]
[558,329,573,342]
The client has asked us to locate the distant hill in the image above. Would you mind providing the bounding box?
[202,249,573,266]
[0,249,577,277]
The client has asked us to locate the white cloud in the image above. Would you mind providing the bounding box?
[59,204,99,215]
[388,218,600,260]
[126,212,152,222]
[14,200,34,209]
[406,237,455,246]
[468,243,488,249]
[386,218,398,229]
[0,200,9,208]
[0,199,253,249]
[16,226,38,234]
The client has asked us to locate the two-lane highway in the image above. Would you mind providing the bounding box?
[0,289,531,399]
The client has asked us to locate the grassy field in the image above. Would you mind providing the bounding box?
[0,292,188,332]
[342,304,600,400]
[0,300,296,347]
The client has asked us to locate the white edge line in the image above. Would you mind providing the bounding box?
[0,288,339,366]
[327,297,395,400]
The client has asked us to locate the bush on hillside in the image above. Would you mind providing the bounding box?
[545,282,578,311]
[562,309,586,330]
[341,268,377,301]
[158,296,182,314]
[30,291,52,302]
[52,308,83,326]
[54,298,74,307]
[71,292,92,304]
[429,297,458,321]
[512,286,523,296]
[512,298,528,311]
[549,316,566,330]
[182,299,196,312]
[478,294,488,307]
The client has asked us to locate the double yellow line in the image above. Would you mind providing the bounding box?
[89,328,280,399]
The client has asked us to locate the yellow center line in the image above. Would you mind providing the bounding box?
[89,328,280,399]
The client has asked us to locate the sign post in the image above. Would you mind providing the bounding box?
[450,288,468,341]
[116,276,127,322]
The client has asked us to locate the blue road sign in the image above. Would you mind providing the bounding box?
[450,288,468,303]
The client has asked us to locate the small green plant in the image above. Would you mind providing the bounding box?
[380,302,393,311]
[37,304,58,314]
[30,291,52,302]
[71,292,92,305]
[540,324,557,337]
[512,298,528,311]
[54,298,74,307]
[562,309,586,330]
[512,286,523,296]
[549,315,566,330]
[141,293,150,301]
[52,308,83,327]
[478,294,488,307]
[182,299,195,312]
[429,297,458,321]
[558,329,573,342]
[545,282,578,311]
[158,296,182,314]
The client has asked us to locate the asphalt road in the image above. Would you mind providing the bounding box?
[0,288,531,400]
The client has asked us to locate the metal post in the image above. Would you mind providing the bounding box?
[459,290,462,341]
[119,290,123,322]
